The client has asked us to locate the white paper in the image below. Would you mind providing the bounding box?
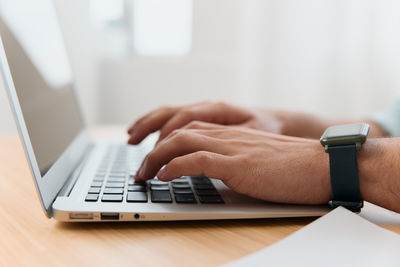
[360,202,400,224]
[224,207,400,267]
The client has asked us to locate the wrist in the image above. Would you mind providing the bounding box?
[358,138,400,213]
[290,139,331,204]
[311,142,332,203]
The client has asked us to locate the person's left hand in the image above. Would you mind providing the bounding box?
[135,121,331,205]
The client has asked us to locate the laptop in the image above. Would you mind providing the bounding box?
[0,0,330,222]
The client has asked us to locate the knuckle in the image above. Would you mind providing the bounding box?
[172,130,191,143]
[195,152,212,166]
[170,128,183,137]
[185,120,202,129]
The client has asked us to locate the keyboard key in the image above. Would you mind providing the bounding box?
[108,174,126,178]
[91,181,103,188]
[109,168,125,172]
[88,187,101,194]
[107,178,125,183]
[102,194,123,202]
[175,194,197,204]
[172,183,191,189]
[103,188,124,194]
[174,176,189,181]
[171,181,189,185]
[198,195,224,204]
[150,184,170,191]
[190,176,211,185]
[105,182,125,188]
[127,192,148,202]
[128,185,147,192]
[93,177,105,182]
[195,189,219,196]
[150,180,169,185]
[151,191,172,203]
[85,194,99,202]
[173,189,193,195]
[193,184,215,190]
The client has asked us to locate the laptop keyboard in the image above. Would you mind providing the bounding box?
[85,145,224,204]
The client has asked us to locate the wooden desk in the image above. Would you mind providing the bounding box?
[1,132,399,266]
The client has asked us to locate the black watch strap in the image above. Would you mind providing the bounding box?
[327,144,363,212]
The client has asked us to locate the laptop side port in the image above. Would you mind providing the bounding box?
[100,213,119,220]
[69,213,93,220]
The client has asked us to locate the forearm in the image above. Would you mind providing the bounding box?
[276,111,331,138]
[358,138,400,213]
[273,110,388,139]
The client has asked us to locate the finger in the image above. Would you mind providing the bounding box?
[156,151,232,181]
[155,121,226,146]
[182,121,227,130]
[135,132,231,181]
[157,109,205,141]
[157,102,251,142]
[127,106,179,144]
[127,109,158,134]
[160,124,253,147]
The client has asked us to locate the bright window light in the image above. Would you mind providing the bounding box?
[90,0,124,28]
[131,0,193,56]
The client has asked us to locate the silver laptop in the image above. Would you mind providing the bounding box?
[0,0,330,222]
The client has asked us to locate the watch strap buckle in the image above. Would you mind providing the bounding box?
[329,200,364,212]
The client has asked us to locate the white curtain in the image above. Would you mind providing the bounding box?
[87,0,400,124]
[235,0,400,118]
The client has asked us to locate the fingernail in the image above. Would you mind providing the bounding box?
[138,167,144,178]
[157,169,166,180]
[136,167,143,179]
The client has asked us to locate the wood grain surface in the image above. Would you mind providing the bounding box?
[0,133,399,266]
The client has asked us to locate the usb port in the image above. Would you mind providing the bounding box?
[100,213,119,220]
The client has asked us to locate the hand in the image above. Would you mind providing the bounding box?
[127,101,283,145]
[135,121,331,205]
[127,101,388,146]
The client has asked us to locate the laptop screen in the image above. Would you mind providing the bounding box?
[0,0,84,176]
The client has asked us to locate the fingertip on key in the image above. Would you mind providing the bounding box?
[156,169,167,181]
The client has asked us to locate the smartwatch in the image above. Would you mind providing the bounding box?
[320,123,370,212]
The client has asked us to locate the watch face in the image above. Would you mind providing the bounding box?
[323,124,366,139]
[320,123,370,147]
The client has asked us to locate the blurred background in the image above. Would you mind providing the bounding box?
[1,0,399,134]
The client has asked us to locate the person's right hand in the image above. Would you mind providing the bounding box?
[127,101,283,144]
